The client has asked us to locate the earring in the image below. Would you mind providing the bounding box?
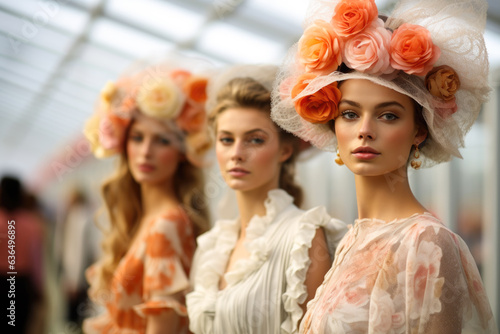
[335,150,344,166]
[410,145,422,170]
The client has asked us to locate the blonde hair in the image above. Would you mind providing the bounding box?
[94,127,210,293]
[210,77,303,207]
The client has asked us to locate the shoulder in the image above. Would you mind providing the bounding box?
[149,207,191,234]
[401,213,461,245]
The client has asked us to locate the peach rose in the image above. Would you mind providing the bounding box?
[137,78,185,119]
[331,0,378,37]
[176,101,206,133]
[291,74,341,123]
[390,23,441,76]
[183,76,208,103]
[298,20,342,73]
[343,19,394,75]
[170,69,192,85]
[425,65,460,101]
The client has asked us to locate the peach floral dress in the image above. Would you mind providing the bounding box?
[300,213,498,334]
[83,208,196,334]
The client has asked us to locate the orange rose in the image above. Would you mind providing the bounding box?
[331,0,378,37]
[183,76,208,103]
[291,74,341,124]
[390,23,441,76]
[176,101,206,133]
[170,69,192,85]
[298,20,342,73]
[425,65,460,101]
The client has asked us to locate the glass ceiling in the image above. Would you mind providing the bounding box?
[1,0,499,184]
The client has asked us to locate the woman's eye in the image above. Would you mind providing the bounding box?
[130,134,143,142]
[219,137,233,144]
[249,137,265,145]
[158,137,171,145]
[340,111,358,120]
[381,113,399,121]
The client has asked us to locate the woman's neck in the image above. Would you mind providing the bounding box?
[140,180,179,220]
[354,167,426,222]
[235,189,273,238]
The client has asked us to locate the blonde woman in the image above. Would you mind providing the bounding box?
[272,0,497,332]
[186,65,347,334]
[82,58,212,334]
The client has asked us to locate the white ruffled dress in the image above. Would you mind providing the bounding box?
[186,189,347,334]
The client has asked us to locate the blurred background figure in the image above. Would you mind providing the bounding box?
[0,175,47,334]
[53,185,101,330]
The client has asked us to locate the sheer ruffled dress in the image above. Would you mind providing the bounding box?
[186,189,347,334]
[83,208,196,334]
[300,213,498,334]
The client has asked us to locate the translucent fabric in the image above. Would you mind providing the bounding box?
[300,213,497,334]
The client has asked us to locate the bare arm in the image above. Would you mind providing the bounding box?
[301,227,331,314]
[146,309,180,334]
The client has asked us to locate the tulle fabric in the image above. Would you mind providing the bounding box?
[83,208,196,334]
[186,189,347,334]
[300,213,498,334]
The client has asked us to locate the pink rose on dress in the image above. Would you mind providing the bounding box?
[407,240,444,321]
[331,0,378,38]
[342,19,394,76]
[298,20,343,73]
[369,288,395,333]
[390,23,441,76]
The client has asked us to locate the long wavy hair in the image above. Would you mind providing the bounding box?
[94,121,210,293]
[209,77,303,207]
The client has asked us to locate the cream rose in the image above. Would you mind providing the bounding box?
[137,78,185,119]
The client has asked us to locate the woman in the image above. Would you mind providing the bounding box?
[271,0,497,332]
[186,65,347,334]
[82,59,212,334]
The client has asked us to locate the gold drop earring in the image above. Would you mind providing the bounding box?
[335,150,344,166]
[410,144,422,170]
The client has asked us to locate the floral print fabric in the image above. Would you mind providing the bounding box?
[300,213,497,334]
[83,208,196,334]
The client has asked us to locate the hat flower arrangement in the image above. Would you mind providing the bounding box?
[272,0,490,167]
[84,63,212,166]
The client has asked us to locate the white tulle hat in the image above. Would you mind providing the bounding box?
[271,0,490,167]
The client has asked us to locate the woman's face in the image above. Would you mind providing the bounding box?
[215,107,292,195]
[335,79,427,176]
[126,113,183,186]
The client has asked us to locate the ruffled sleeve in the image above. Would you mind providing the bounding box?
[281,206,347,333]
[186,219,239,334]
[133,217,191,317]
[397,218,497,333]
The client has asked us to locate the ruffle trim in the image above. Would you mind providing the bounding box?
[134,297,188,317]
[281,206,347,334]
[194,189,294,291]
